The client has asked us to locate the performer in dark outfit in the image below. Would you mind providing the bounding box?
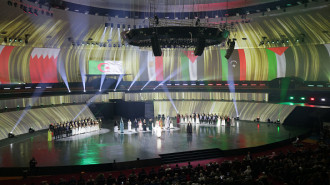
[176,114,180,124]
[148,118,153,131]
[143,119,147,131]
[187,122,192,134]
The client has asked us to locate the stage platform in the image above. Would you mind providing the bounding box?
[0,120,310,170]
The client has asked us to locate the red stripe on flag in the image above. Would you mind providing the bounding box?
[155,56,163,81]
[30,54,59,83]
[238,49,246,81]
[267,47,289,55]
[0,46,14,84]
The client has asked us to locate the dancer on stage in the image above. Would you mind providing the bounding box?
[217,116,221,126]
[127,119,132,132]
[48,129,52,141]
[120,118,124,133]
[177,114,180,124]
[165,116,170,129]
[231,117,235,127]
[170,120,174,129]
[184,114,188,123]
[138,119,143,131]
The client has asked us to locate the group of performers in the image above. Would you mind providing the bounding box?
[177,113,237,126]
[48,117,102,141]
[113,116,176,138]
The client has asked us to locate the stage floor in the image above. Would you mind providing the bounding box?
[0,121,309,167]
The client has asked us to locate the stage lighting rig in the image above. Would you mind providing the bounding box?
[8,132,15,138]
[121,17,229,56]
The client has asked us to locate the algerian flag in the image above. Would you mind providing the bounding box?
[88,60,123,75]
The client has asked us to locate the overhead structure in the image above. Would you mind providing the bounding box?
[121,18,229,56]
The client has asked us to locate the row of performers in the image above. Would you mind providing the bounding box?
[48,118,102,140]
[176,113,235,124]
[114,117,175,133]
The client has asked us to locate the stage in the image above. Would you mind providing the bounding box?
[0,120,310,168]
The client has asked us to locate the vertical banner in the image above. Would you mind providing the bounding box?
[138,51,149,81]
[266,47,289,80]
[155,55,164,81]
[0,46,15,84]
[227,49,240,81]
[220,49,228,81]
[197,53,204,80]
[147,51,156,81]
[29,48,60,83]
[238,49,246,81]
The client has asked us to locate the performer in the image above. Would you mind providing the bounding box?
[156,121,162,138]
[143,119,147,131]
[231,117,235,127]
[138,119,143,131]
[177,114,180,124]
[165,116,170,129]
[134,118,138,132]
[217,116,221,126]
[127,119,132,132]
[48,129,52,141]
[114,121,119,133]
[184,114,188,123]
[180,114,184,123]
[120,118,124,133]
[196,114,200,124]
[159,118,163,128]
[148,118,153,131]
[170,120,174,129]
[221,116,226,126]
[187,122,192,134]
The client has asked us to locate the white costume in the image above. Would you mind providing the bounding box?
[114,125,119,133]
[217,117,221,126]
[156,123,162,138]
[184,116,188,123]
[170,121,174,129]
[138,121,143,131]
[221,118,226,126]
[180,116,184,123]
[196,115,200,124]
[128,120,132,131]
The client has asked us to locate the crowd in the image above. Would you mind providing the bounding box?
[48,118,102,140]
[32,143,329,185]
[176,113,237,126]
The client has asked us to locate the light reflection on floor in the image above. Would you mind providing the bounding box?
[0,120,309,167]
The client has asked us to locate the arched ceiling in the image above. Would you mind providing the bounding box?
[63,0,274,12]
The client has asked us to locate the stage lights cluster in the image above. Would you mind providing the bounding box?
[259,34,306,46]
[7,0,53,17]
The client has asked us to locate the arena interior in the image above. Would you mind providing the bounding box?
[0,0,330,184]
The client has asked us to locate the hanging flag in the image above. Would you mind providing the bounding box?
[138,51,149,81]
[266,47,289,80]
[238,49,246,81]
[155,55,164,81]
[146,51,163,81]
[180,51,198,81]
[29,48,60,83]
[220,49,228,81]
[227,49,241,81]
[197,52,204,80]
[0,45,15,84]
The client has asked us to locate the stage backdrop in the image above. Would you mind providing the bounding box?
[0,44,329,84]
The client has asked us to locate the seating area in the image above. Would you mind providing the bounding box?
[1,139,328,185]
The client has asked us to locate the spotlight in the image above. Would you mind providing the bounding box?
[8,132,15,138]
[321,98,326,102]
[29,128,35,133]
[83,90,86,93]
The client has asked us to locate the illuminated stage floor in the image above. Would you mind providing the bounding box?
[0,121,309,167]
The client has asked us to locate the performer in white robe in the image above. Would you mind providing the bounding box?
[180,115,184,123]
[217,116,221,126]
[221,117,226,126]
[188,115,192,123]
[156,123,162,138]
[184,115,188,123]
[128,119,132,132]
[165,116,170,129]
[170,120,174,129]
[196,114,200,124]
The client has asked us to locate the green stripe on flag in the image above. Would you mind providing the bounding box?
[220,49,228,81]
[89,60,104,75]
[266,49,277,81]
[181,52,190,81]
